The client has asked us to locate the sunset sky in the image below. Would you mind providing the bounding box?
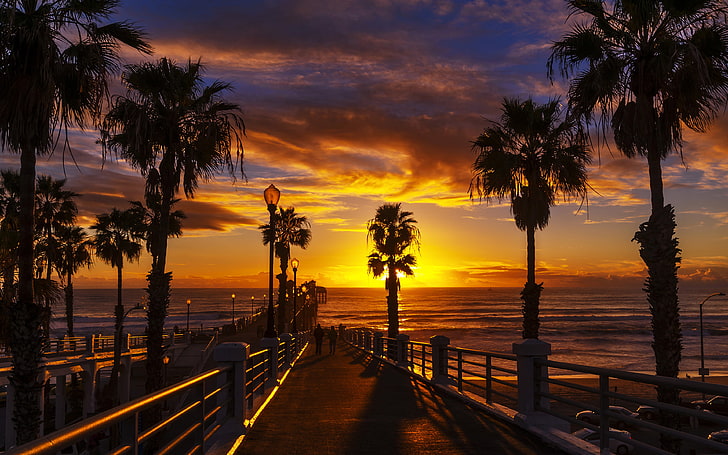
[2,0,727,290]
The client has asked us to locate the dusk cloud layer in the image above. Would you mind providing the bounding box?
[1,0,726,291]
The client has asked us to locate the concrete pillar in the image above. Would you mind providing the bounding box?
[513,338,551,414]
[213,342,250,422]
[82,361,98,418]
[119,356,133,403]
[396,334,410,367]
[55,374,66,429]
[373,332,384,357]
[86,334,95,353]
[260,337,279,386]
[430,335,450,384]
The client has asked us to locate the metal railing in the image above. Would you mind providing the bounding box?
[345,328,728,455]
[6,331,309,454]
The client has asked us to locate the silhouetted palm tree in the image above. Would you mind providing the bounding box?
[470,98,590,339]
[367,203,420,338]
[0,171,21,345]
[53,225,93,337]
[549,2,728,445]
[260,207,311,332]
[91,207,146,401]
[0,0,149,442]
[102,58,245,394]
[35,176,79,338]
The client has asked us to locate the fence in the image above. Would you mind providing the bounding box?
[4,332,309,454]
[346,328,728,455]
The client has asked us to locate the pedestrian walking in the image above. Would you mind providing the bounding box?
[328,325,338,354]
[314,323,324,354]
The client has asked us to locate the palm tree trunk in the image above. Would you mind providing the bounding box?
[521,225,541,339]
[110,264,124,405]
[65,274,74,337]
[386,266,399,338]
[10,146,43,444]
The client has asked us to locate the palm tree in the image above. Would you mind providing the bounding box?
[548,2,728,443]
[53,225,93,337]
[35,176,79,338]
[259,207,312,332]
[102,58,245,395]
[0,1,149,442]
[470,98,590,339]
[91,206,146,403]
[0,170,21,345]
[367,203,420,338]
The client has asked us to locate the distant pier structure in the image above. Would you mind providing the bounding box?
[316,286,327,305]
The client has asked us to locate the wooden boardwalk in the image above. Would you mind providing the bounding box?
[235,342,566,455]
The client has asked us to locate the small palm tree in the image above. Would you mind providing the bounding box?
[549,2,728,445]
[0,0,149,441]
[102,58,245,395]
[367,203,420,338]
[35,176,79,338]
[91,207,146,402]
[470,98,590,339]
[53,225,93,337]
[259,207,311,333]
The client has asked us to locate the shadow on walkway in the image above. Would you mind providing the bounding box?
[237,343,564,455]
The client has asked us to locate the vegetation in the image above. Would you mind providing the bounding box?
[366,203,419,338]
[470,98,590,339]
[53,225,93,337]
[91,206,146,403]
[549,1,728,446]
[101,58,245,395]
[260,207,312,333]
[0,0,150,443]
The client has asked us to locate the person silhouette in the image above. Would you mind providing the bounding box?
[328,325,338,354]
[314,324,324,355]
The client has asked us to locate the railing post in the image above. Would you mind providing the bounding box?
[213,342,250,422]
[260,337,279,385]
[430,335,450,384]
[86,334,95,354]
[373,332,384,357]
[396,334,410,367]
[364,330,371,352]
[279,333,293,369]
[512,338,551,415]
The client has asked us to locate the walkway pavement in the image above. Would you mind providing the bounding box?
[235,342,566,455]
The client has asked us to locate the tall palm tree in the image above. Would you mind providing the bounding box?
[0,1,150,442]
[367,203,420,338]
[0,170,21,345]
[548,2,728,443]
[470,98,590,339]
[91,206,146,403]
[35,176,79,338]
[259,207,312,332]
[102,58,245,394]
[53,225,93,337]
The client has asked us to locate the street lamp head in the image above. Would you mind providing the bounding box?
[231,293,236,299]
[291,257,299,271]
[186,299,191,306]
[264,184,281,208]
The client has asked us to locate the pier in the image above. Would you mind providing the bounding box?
[5,322,728,454]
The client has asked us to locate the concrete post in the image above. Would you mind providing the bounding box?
[513,338,551,414]
[55,374,66,429]
[260,337,279,386]
[364,330,371,351]
[213,342,250,422]
[396,334,410,367]
[374,332,384,357]
[82,363,98,418]
[430,335,450,384]
[279,333,293,368]
[119,356,133,404]
[86,334,95,353]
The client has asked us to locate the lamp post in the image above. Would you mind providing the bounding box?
[699,292,726,384]
[186,299,191,332]
[231,293,236,331]
[264,184,280,338]
[251,296,255,318]
[291,258,299,333]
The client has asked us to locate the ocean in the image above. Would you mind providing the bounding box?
[53,286,728,375]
